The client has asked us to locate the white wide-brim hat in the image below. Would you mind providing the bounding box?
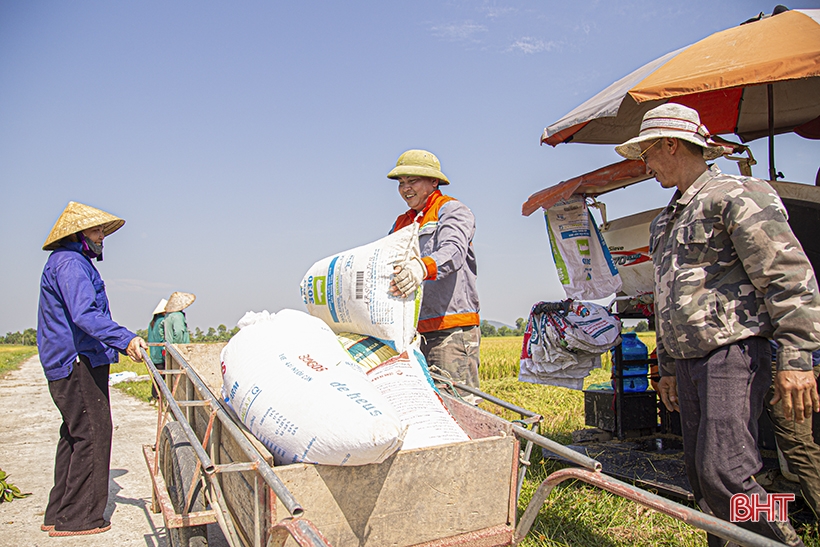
[165,292,196,313]
[615,103,728,161]
[152,299,168,316]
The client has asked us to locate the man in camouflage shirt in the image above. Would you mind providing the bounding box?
[616,104,820,547]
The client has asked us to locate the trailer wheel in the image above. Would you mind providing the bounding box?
[159,422,209,547]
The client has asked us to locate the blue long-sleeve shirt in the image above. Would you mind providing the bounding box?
[37,242,136,381]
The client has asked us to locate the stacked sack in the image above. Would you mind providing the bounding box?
[337,332,399,371]
[335,332,468,448]
[221,229,470,467]
[519,300,621,390]
[368,347,469,450]
[221,310,404,466]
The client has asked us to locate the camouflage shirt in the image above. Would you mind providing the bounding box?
[649,166,820,376]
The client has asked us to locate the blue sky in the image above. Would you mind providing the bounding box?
[2,1,819,335]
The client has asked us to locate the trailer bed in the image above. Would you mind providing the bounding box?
[164,343,519,547]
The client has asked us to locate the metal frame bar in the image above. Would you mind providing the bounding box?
[432,371,546,499]
[514,468,783,547]
[432,373,600,471]
[141,346,332,547]
[142,444,217,528]
[432,376,781,547]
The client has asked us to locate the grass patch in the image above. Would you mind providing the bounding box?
[0,346,38,377]
[517,457,706,547]
[474,335,820,547]
[109,356,154,402]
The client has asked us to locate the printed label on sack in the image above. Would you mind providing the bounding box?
[327,257,339,322]
[368,350,469,450]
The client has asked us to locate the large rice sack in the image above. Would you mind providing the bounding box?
[300,225,421,353]
[221,309,405,466]
[368,347,470,451]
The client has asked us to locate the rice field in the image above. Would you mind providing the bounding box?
[480,333,657,381]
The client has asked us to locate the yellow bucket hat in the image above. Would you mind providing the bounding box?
[386,149,450,185]
[42,201,125,251]
[165,292,196,313]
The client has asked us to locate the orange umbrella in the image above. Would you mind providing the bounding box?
[542,8,820,179]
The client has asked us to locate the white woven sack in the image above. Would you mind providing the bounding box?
[221,309,405,466]
[545,196,622,300]
[518,301,620,390]
[300,225,421,353]
[368,346,470,451]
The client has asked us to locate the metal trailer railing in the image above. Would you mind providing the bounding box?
[141,344,332,547]
[142,342,783,547]
[432,376,784,547]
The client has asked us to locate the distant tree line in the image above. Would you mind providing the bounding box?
[190,325,240,342]
[135,324,240,343]
[0,329,36,345]
[2,323,244,347]
[480,318,527,337]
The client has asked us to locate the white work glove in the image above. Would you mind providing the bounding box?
[391,256,426,297]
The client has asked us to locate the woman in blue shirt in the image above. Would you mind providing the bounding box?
[37,201,147,537]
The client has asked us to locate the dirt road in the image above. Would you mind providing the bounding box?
[0,355,225,546]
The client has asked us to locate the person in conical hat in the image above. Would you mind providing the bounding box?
[163,292,195,345]
[37,201,148,536]
[147,298,168,402]
[42,200,126,260]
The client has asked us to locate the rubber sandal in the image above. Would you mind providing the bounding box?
[48,523,111,537]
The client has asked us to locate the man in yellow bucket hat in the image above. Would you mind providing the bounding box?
[37,201,148,537]
[147,298,167,402]
[386,149,481,397]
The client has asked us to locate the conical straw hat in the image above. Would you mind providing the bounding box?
[42,201,125,251]
[152,299,168,316]
[165,292,196,313]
